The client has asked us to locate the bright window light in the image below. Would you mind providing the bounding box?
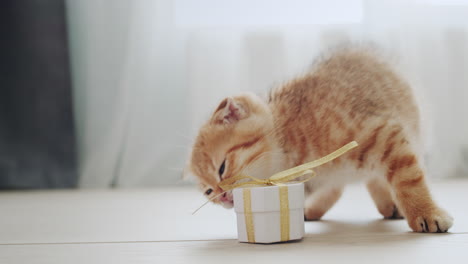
[174,0,363,28]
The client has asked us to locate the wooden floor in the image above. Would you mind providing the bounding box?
[1,179,467,264]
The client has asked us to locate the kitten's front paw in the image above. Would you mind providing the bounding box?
[304,208,324,221]
[407,208,453,233]
[382,204,404,220]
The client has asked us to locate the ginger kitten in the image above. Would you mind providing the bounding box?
[186,48,453,233]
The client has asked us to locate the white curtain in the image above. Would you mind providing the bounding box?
[66,0,468,187]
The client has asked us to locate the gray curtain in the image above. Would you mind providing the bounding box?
[0,0,77,189]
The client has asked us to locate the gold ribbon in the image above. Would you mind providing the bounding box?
[242,189,255,242]
[279,185,289,241]
[221,141,358,243]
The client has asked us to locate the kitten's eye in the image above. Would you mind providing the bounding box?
[205,188,213,196]
[218,160,226,176]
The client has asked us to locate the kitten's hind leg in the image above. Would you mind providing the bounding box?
[304,186,343,221]
[385,145,453,232]
[367,177,403,219]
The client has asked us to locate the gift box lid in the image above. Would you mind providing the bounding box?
[232,182,305,213]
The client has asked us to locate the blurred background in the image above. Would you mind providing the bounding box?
[1,0,467,189]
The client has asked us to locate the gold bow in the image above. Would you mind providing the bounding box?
[219,141,358,243]
[219,141,358,191]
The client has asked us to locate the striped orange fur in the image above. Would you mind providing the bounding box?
[187,48,453,232]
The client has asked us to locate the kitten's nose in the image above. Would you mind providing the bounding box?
[218,191,234,208]
[220,193,229,202]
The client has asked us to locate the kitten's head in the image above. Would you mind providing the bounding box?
[186,93,278,208]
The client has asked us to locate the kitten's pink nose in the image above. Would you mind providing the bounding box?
[220,193,230,202]
[218,191,234,208]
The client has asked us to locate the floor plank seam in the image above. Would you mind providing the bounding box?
[1,232,467,246]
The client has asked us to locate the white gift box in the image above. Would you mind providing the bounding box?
[232,182,305,244]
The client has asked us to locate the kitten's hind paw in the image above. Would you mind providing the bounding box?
[408,208,453,233]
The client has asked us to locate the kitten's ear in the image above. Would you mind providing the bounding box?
[212,97,248,124]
